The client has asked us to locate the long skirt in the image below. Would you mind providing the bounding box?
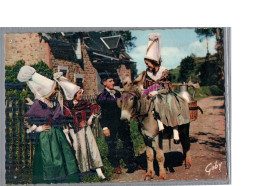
[69,126,103,172]
[153,92,191,126]
[33,127,79,184]
[140,92,190,127]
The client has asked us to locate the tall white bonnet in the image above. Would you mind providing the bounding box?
[17,66,56,99]
[54,72,81,101]
[145,33,162,64]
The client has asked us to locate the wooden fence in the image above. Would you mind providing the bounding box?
[5,95,103,183]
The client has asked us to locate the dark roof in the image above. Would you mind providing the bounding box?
[100,35,122,50]
[46,39,76,61]
[84,32,111,54]
[40,32,134,69]
[84,32,133,63]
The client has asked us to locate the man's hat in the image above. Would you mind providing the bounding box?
[53,72,81,101]
[100,71,114,84]
[144,33,162,64]
[17,66,56,99]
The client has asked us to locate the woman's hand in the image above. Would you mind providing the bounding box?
[148,91,158,98]
[35,124,51,132]
[87,115,94,126]
[42,124,51,132]
[80,120,87,128]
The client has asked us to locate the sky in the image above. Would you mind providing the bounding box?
[128,29,217,74]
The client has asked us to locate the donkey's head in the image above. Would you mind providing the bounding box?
[118,72,145,122]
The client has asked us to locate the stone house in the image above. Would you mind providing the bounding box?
[5,32,137,96]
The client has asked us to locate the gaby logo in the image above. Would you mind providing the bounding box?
[205,161,223,176]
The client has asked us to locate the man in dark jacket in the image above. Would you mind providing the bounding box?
[97,75,137,174]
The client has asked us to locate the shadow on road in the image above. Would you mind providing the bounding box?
[196,132,213,136]
[198,135,226,155]
[194,132,226,155]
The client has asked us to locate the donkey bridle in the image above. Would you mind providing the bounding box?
[122,91,150,122]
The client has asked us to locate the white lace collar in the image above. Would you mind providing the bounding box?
[146,66,167,81]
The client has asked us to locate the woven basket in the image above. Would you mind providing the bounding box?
[188,100,198,122]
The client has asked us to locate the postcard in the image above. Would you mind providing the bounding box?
[2,28,230,185]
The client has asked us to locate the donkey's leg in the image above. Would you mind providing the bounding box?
[144,145,155,181]
[179,123,191,169]
[155,134,166,180]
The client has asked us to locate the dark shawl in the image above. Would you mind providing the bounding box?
[24,99,64,126]
[143,69,174,92]
[63,100,100,132]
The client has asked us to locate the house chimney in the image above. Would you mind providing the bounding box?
[75,38,82,59]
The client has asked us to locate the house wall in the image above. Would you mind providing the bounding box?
[5,33,52,67]
[51,42,98,95]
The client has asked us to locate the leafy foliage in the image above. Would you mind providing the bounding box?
[169,68,180,83]
[178,56,195,83]
[198,58,218,86]
[195,28,216,42]
[193,85,224,99]
[194,28,224,89]
[130,120,145,155]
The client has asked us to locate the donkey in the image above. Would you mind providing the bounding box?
[117,75,191,180]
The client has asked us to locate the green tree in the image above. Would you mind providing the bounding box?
[195,28,216,55]
[178,56,195,83]
[195,28,225,88]
[198,59,218,86]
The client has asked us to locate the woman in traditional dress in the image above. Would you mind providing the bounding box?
[17,66,79,184]
[135,33,190,141]
[55,73,106,179]
[140,33,173,93]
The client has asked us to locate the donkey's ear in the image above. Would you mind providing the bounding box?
[133,71,146,85]
[133,71,145,93]
[121,76,132,90]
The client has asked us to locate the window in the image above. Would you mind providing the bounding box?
[58,66,68,76]
[74,74,84,88]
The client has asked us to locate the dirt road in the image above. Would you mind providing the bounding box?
[112,96,227,183]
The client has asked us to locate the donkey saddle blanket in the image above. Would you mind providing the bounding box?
[152,92,190,127]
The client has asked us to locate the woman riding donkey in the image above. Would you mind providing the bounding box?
[120,33,191,180]
[54,73,106,180]
[135,33,190,143]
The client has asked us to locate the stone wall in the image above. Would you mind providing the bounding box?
[5,33,52,67]
[51,42,98,95]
